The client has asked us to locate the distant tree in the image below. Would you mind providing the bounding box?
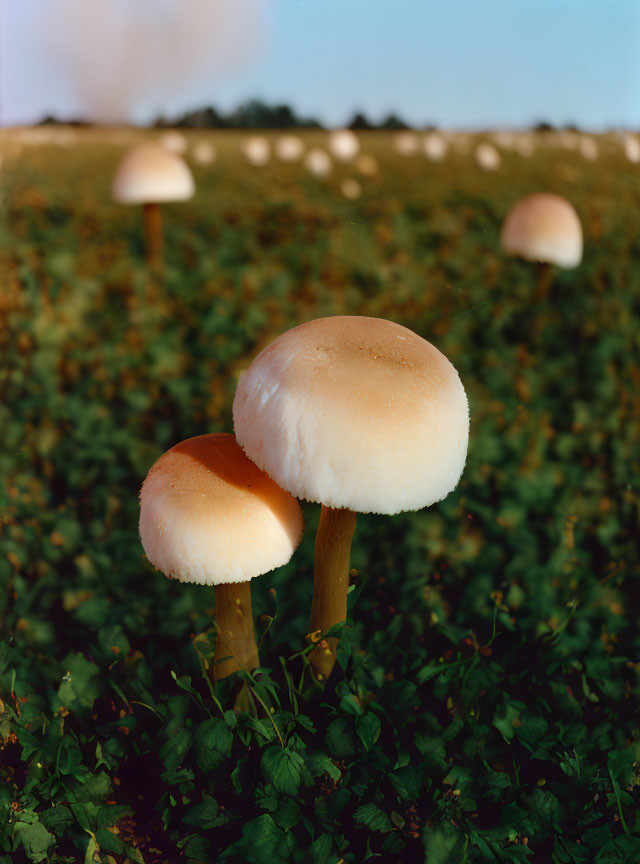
[348,112,373,130]
[533,121,555,133]
[379,113,410,130]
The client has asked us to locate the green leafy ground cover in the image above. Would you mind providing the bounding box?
[1,129,639,863]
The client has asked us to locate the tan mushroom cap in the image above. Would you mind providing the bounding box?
[112,143,195,205]
[139,433,304,585]
[500,193,583,268]
[233,316,469,516]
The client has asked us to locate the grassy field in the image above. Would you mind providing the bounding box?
[1,128,639,863]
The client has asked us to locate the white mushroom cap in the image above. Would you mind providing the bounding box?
[500,193,583,268]
[112,144,195,204]
[191,139,217,166]
[305,148,332,177]
[233,316,469,516]
[139,433,304,585]
[393,131,419,156]
[159,130,188,155]
[242,135,271,166]
[475,142,501,171]
[423,133,448,162]
[275,134,304,162]
[329,129,360,162]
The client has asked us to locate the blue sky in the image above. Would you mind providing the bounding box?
[2,0,640,128]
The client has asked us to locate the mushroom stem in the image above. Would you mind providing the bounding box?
[536,261,552,303]
[142,201,164,274]
[213,581,259,681]
[309,505,357,683]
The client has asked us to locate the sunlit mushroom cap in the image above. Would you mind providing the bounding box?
[233,316,469,515]
[475,142,501,171]
[329,129,360,161]
[305,148,332,177]
[159,130,188,154]
[112,144,195,204]
[275,134,304,162]
[139,433,304,585]
[500,193,583,269]
[424,133,448,162]
[242,135,271,166]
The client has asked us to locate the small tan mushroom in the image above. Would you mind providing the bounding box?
[139,433,304,682]
[112,143,194,272]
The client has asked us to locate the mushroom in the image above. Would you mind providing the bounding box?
[241,135,271,167]
[393,131,419,156]
[423,133,448,162]
[233,316,469,684]
[329,129,360,162]
[139,433,304,683]
[500,193,583,299]
[340,178,362,200]
[304,148,332,178]
[112,143,194,273]
[474,142,501,171]
[275,134,305,163]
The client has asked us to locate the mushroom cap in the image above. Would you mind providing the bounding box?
[112,143,195,204]
[500,193,583,268]
[329,129,360,161]
[139,433,304,585]
[233,316,469,515]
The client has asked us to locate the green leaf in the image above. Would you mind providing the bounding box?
[195,718,233,757]
[222,814,291,864]
[422,823,466,864]
[356,712,381,751]
[325,718,356,758]
[308,833,335,864]
[14,821,55,863]
[307,751,341,783]
[261,746,305,796]
[161,727,192,773]
[184,793,228,830]
[389,765,422,800]
[353,802,394,834]
[57,653,100,712]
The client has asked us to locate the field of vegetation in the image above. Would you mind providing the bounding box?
[1,127,639,863]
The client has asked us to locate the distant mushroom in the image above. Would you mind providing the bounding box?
[112,143,194,273]
[191,139,217,166]
[393,131,419,156]
[233,316,469,684]
[159,130,188,155]
[500,193,583,298]
[340,178,362,200]
[475,142,501,171]
[275,134,304,163]
[329,129,360,162]
[305,148,332,178]
[242,135,271,167]
[139,433,304,683]
[423,133,448,162]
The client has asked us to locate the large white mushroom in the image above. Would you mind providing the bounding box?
[112,143,195,271]
[233,316,469,683]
